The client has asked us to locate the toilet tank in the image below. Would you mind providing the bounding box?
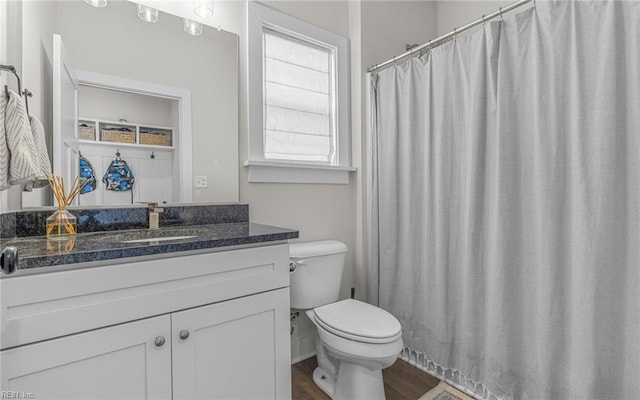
[289,240,348,310]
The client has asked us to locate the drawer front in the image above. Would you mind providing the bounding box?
[0,244,290,349]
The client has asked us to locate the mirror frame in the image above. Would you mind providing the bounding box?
[75,69,193,203]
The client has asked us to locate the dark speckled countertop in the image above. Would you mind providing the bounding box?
[0,204,299,275]
[1,223,298,273]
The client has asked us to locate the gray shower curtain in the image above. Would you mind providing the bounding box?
[367,2,640,399]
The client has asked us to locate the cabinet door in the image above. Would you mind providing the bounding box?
[0,315,172,400]
[172,288,291,400]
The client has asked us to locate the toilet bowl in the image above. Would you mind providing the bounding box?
[290,241,403,400]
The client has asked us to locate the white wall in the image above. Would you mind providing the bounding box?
[1,1,43,211]
[238,0,355,363]
[269,0,512,363]
[353,0,437,305]
[238,0,440,364]
[78,86,175,127]
[435,0,511,37]
[3,0,519,365]
[18,1,56,208]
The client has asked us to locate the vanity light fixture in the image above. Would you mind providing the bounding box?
[183,19,203,36]
[84,0,107,7]
[137,4,159,23]
[193,0,214,18]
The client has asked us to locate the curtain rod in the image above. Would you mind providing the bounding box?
[367,0,534,73]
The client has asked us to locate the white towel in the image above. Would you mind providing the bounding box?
[0,94,9,191]
[23,116,52,190]
[4,89,39,185]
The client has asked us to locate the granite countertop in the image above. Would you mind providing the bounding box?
[0,222,299,274]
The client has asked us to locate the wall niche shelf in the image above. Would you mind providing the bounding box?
[79,118,174,148]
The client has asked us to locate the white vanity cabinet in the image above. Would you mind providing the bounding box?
[0,244,292,400]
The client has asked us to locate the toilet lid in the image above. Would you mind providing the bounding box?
[313,299,402,344]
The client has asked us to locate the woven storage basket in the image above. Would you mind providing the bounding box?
[78,126,95,140]
[140,132,171,146]
[101,129,135,144]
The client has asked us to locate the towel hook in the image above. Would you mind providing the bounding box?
[0,64,22,98]
[22,88,32,117]
[150,151,155,159]
[115,149,121,159]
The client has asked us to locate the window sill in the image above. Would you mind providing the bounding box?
[243,161,356,184]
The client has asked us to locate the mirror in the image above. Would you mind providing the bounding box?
[19,0,239,208]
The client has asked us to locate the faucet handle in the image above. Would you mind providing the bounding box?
[147,202,164,213]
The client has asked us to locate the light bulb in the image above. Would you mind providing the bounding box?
[137,4,159,23]
[183,19,203,36]
[193,0,214,18]
[84,0,107,7]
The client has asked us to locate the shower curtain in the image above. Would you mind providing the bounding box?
[367,2,640,399]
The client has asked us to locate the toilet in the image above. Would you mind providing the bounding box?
[290,240,403,400]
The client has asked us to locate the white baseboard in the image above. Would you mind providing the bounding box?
[291,350,316,365]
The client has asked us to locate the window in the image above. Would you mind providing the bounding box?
[246,2,354,184]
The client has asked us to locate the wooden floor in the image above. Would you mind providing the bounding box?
[292,357,440,400]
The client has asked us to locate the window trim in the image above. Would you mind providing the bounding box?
[246,2,354,184]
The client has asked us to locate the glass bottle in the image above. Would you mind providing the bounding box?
[46,208,78,239]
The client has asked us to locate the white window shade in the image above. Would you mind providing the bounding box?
[263,30,335,163]
[247,2,354,184]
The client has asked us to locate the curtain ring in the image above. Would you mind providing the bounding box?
[499,7,504,21]
[481,14,487,25]
[423,40,433,56]
[453,27,458,40]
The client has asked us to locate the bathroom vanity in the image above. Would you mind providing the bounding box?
[0,204,298,399]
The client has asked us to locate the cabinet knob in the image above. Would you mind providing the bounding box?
[154,336,166,347]
[179,330,190,340]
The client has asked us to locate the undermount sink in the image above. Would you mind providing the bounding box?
[120,235,197,243]
[104,228,212,244]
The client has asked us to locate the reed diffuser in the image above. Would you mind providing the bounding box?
[46,175,88,239]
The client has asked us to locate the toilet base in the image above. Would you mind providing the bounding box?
[312,362,386,400]
[312,367,336,398]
